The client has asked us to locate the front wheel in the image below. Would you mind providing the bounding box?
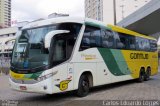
[77,75,90,97]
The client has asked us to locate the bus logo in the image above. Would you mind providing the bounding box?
[56,80,71,91]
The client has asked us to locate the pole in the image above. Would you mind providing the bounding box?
[120,5,125,19]
[113,0,117,25]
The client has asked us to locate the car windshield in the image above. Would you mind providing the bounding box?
[11,23,82,72]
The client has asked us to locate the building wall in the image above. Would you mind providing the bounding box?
[102,0,114,24]
[85,0,103,21]
[0,0,11,28]
[85,0,151,24]
[0,27,18,54]
[48,13,69,19]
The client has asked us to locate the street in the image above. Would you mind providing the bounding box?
[0,69,160,106]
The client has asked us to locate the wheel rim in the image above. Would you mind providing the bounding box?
[82,80,89,92]
[140,74,144,81]
[147,70,151,79]
[141,75,144,81]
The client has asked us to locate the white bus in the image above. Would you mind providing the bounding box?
[9,17,158,97]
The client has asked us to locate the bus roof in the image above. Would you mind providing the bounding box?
[22,17,85,29]
[22,17,108,29]
[22,17,156,41]
[108,24,156,40]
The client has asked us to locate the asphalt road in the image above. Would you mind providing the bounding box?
[0,68,160,106]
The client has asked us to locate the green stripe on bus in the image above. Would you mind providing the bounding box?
[24,71,42,79]
[24,74,32,78]
[111,49,131,75]
[98,48,131,76]
[85,22,111,30]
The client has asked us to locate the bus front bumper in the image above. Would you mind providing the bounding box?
[9,78,53,94]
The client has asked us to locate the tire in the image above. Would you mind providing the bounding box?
[138,68,145,82]
[144,68,151,81]
[77,75,90,97]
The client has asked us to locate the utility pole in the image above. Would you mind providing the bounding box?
[120,4,125,19]
[113,0,117,25]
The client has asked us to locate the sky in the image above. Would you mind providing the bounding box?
[12,0,151,24]
[12,0,159,44]
[12,0,85,22]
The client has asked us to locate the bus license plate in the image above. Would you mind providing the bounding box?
[20,86,27,90]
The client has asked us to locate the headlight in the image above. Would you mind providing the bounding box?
[35,71,58,82]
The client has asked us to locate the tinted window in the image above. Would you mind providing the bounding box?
[114,32,137,50]
[136,37,150,51]
[143,39,150,51]
[101,30,114,48]
[128,36,136,50]
[150,40,157,52]
[80,26,101,51]
[115,33,127,49]
[93,30,101,47]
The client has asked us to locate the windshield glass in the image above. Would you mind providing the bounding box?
[11,23,82,73]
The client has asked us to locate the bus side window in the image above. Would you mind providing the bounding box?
[93,30,101,47]
[80,29,91,51]
[136,37,151,51]
[143,39,150,51]
[115,33,127,49]
[136,37,143,51]
[128,36,136,50]
[102,30,114,48]
[150,40,157,52]
[80,26,101,51]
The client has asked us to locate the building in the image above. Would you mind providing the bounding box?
[12,21,29,30]
[0,27,18,69]
[117,0,160,42]
[85,0,103,21]
[48,13,69,19]
[0,0,11,28]
[85,0,151,24]
[0,27,18,55]
[0,21,28,56]
[0,21,28,69]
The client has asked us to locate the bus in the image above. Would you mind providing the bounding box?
[9,17,158,97]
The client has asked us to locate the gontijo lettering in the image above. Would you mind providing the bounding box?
[130,53,149,59]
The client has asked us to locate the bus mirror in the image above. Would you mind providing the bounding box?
[44,30,70,48]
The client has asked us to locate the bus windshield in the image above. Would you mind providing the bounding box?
[11,23,82,73]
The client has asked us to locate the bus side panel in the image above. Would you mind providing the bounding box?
[150,52,159,76]
[121,50,158,78]
[96,62,112,85]
[97,48,133,84]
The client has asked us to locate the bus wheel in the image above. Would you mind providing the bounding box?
[77,75,90,97]
[138,68,145,82]
[144,68,151,81]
